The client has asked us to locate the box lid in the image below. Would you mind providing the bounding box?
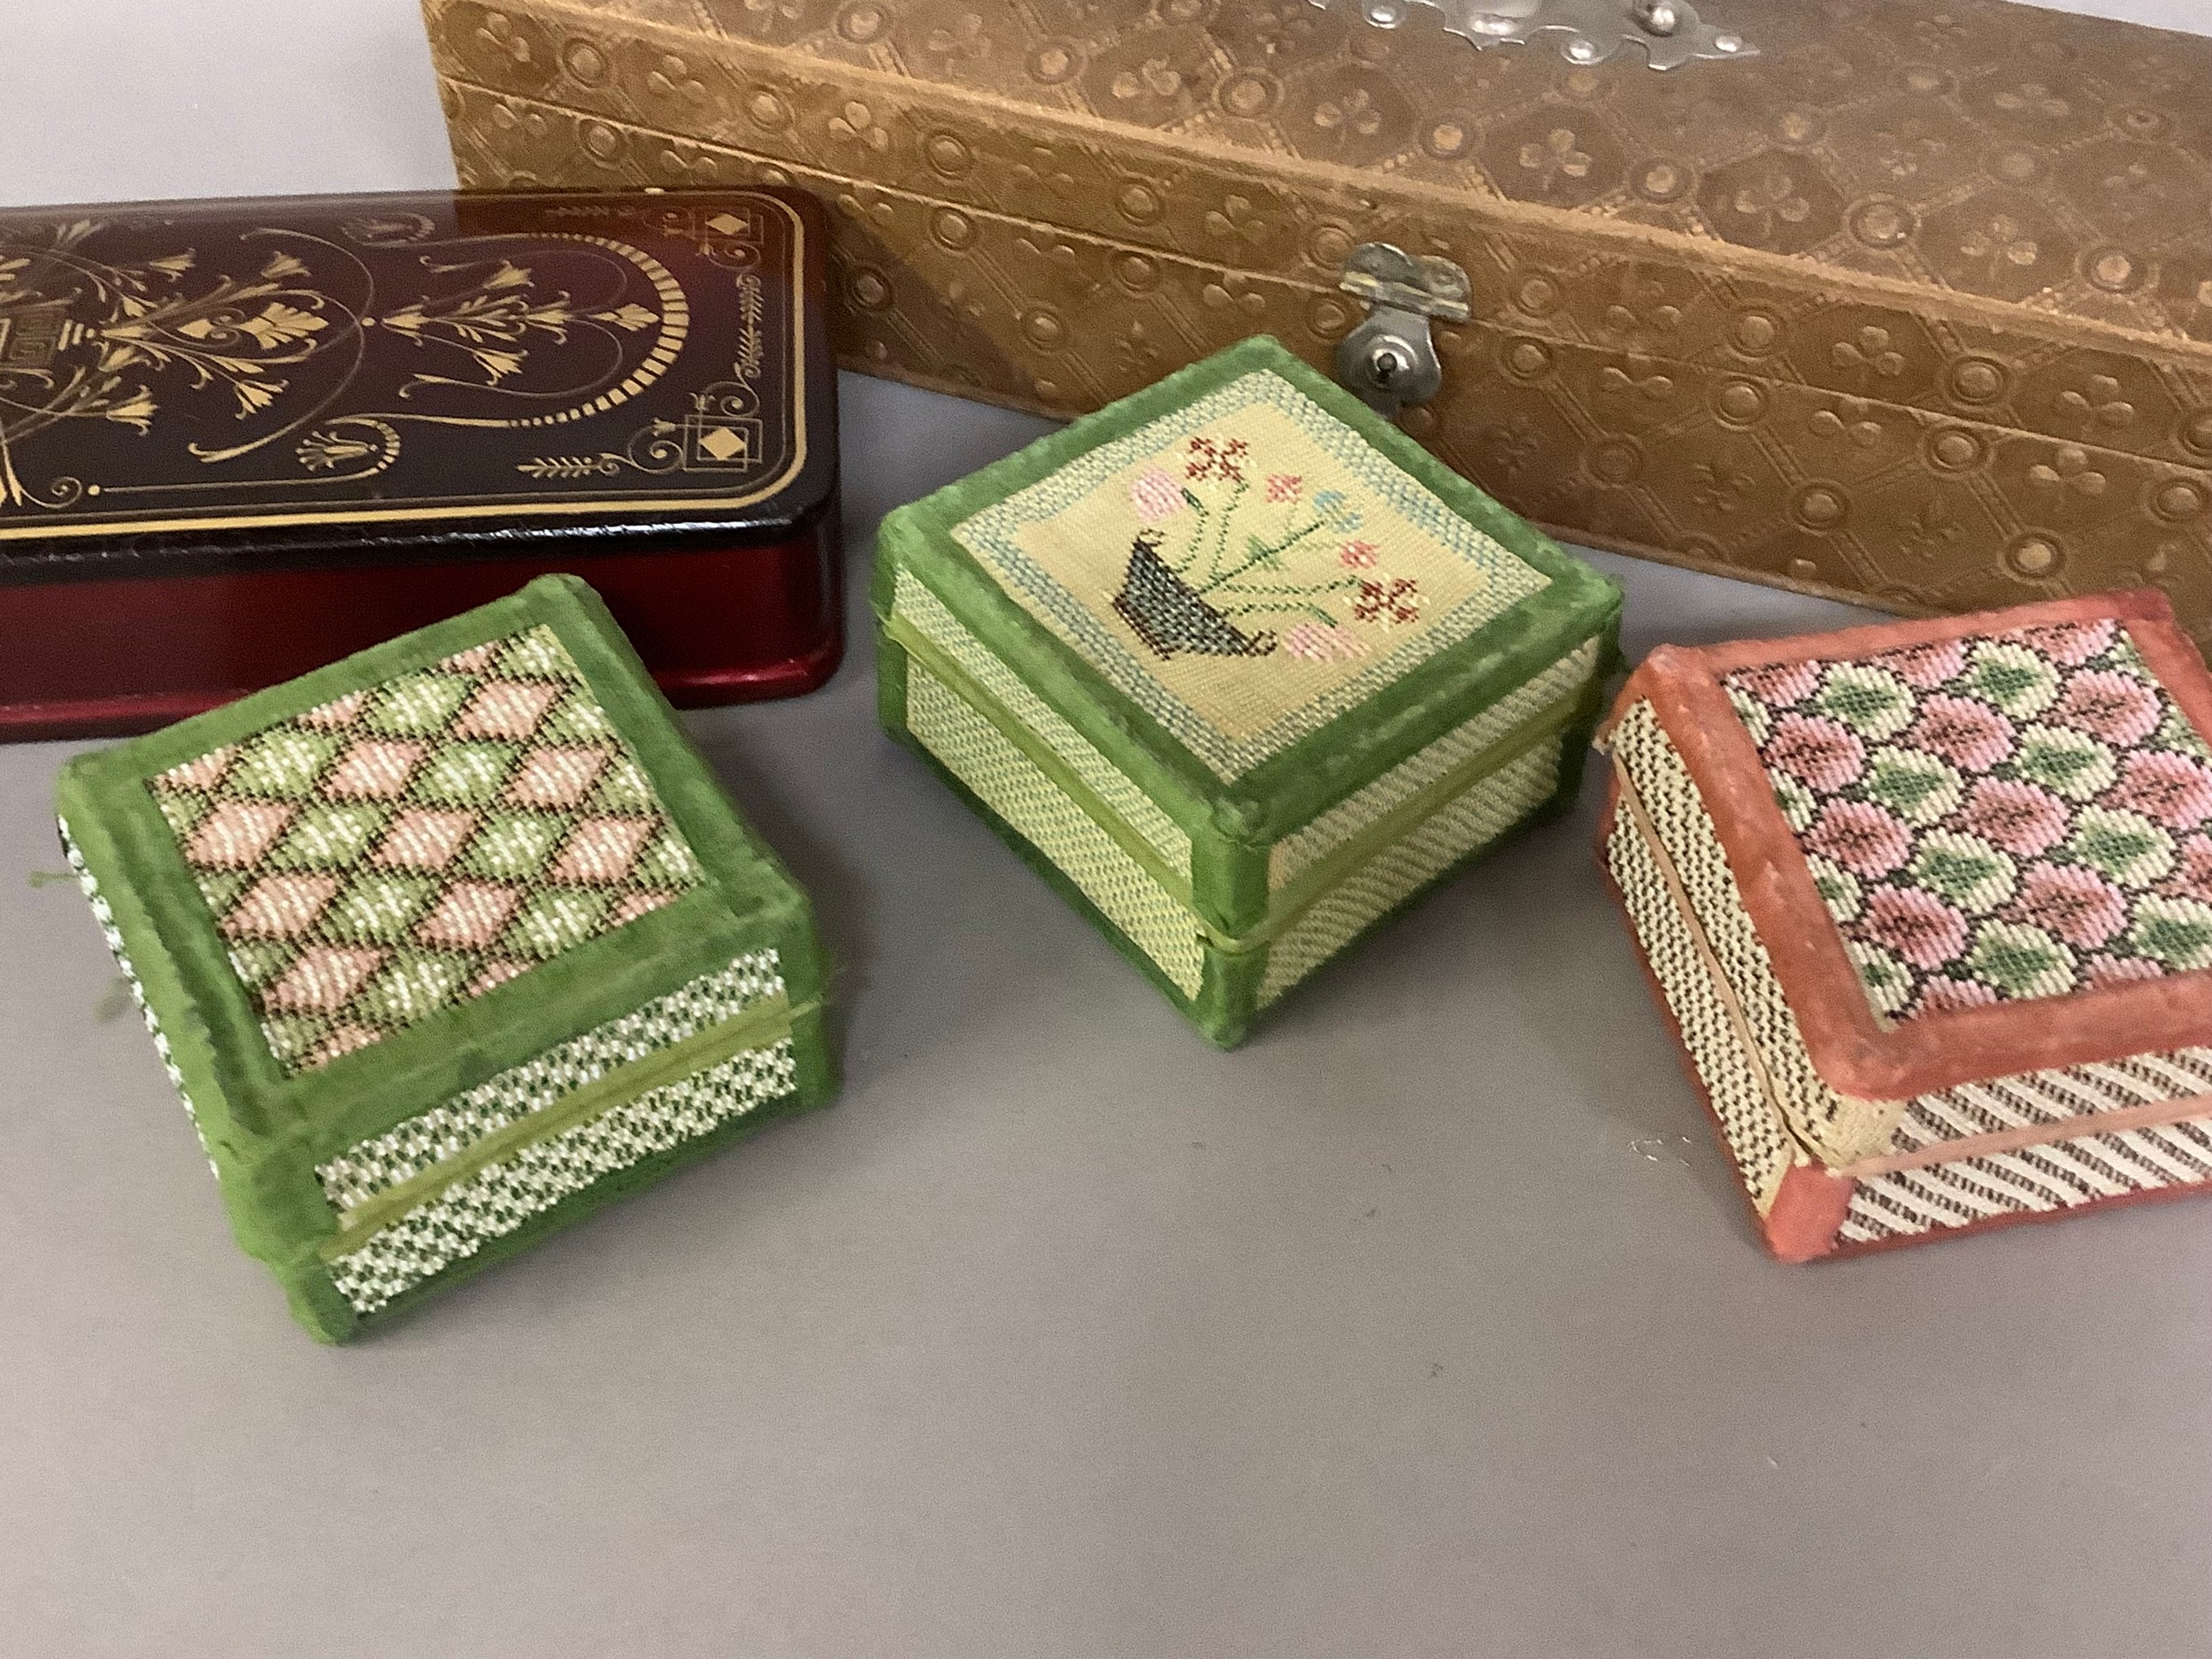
[455,0,2212,358]
[0,188,833,582]
[1604,588,2212,1098]
[55,573,822,1187]
[878,335,1618,843]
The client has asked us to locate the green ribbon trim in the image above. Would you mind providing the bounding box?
[887,610,1586,956]
[318,993,809,1262]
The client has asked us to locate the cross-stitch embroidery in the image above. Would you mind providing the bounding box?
[1110,441,1424,662]
[149,625,703,1074]
[1724,618,2212,1022]
[951,369,1549,779]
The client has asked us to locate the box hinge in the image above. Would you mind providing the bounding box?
[1333,243,1471,421]
[1314,0,1755,70]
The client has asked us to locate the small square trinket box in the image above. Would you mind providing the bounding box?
[58,574,833,1340]
[1600,591,2212,1259]
[875,336,1621,1045]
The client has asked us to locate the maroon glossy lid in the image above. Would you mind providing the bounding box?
[0,187,833,583]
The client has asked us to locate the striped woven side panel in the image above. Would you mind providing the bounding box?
[1604,789,1799,1215]
[892,569,1192,878]
[1270,637,1601,889]
[1605,701,1886,1164]
[1608,699,2212,1248]
[903,659,1207,997]
[1259,738,1562,1006]
[1839,1118,2212,1243]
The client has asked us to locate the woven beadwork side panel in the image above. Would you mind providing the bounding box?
[889,569,1191,878]
[315,950,785,1214]
[1271,636,1601,889]
[326,1039,798,1316]
[1839,1117,2212,1245]
[1257,738,1560,1007]
[59,816,219,1177]
[1900,1048,2212,1154]
[903,660,1206,997]
[1606,700,1898,1166]
[1605,794,1796,1216]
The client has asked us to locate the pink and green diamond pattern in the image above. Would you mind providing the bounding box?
[150,626,702,1074]
[1724,618,2212,1024]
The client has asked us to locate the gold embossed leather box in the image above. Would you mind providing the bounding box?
[57,575,834,1340]
[1600,588,2212,1258]
[426,0,2212,643]
[878,336,1620,1045]
[0,188,835,740]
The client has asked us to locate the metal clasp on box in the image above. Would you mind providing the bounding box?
[1334,244,1471,421]
[1311,0,1754,71]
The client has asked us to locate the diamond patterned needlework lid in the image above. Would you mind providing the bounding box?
[56,572,822,1129]
[881,336,1618,840]
[1610,589,2212,1101]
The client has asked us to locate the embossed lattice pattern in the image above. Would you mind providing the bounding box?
[1724,617,2212,1023]
[326,1040,798,1315]
[150,626,703,1074]
[1607,695,2212,1246]
[429,0,2212,641]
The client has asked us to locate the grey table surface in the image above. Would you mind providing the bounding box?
[4,4,2209,1656]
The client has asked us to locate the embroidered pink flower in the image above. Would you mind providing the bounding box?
[1869,639,1968,690]
[1904,695,2016,772]
[2166,833,2212,898]
[1730,662,1822,708]
[2010,861,2128,948]
[1955,778,2069,856]
[1806,800,1914,878]
[1184,434,1248,483]
[1353,576,1421,627]
[1338,539,1379,569]
[1910,974,2001,1017]
[2083,952,2164,987]
[1265,472,1303,503]
[2103,749,2212,831]
[2012,619,2116,667]
[1280,622,1369,664]
[2048,669,2162,746]
[1861,884,1970,968]
[1763,713,1866,793]
[1129,467,1185,524]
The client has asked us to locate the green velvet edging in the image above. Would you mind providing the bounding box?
[873,334,1624,941]
[57,574,836,1340]
[286,1024,837,1342]
[886,672,1607,1050]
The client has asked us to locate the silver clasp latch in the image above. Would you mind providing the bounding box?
[1315,0,1755,71]
[1334,243,1471,421]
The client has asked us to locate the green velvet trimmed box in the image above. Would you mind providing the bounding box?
[875,336,1623,1046]
[57,574,833,1341]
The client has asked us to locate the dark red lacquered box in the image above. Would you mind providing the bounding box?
[0,187,838,740]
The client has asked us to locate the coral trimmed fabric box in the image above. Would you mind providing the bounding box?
[1600,589,2212,1259]
[57,575,833,1340]
[877,335,1620,1046]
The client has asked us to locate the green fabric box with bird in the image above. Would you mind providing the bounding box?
[56,574,834,1340]
[874,336,1621,1045]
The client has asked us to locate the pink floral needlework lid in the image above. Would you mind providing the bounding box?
[1725,611,2212,1024]
[1620,590,2212,1098]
